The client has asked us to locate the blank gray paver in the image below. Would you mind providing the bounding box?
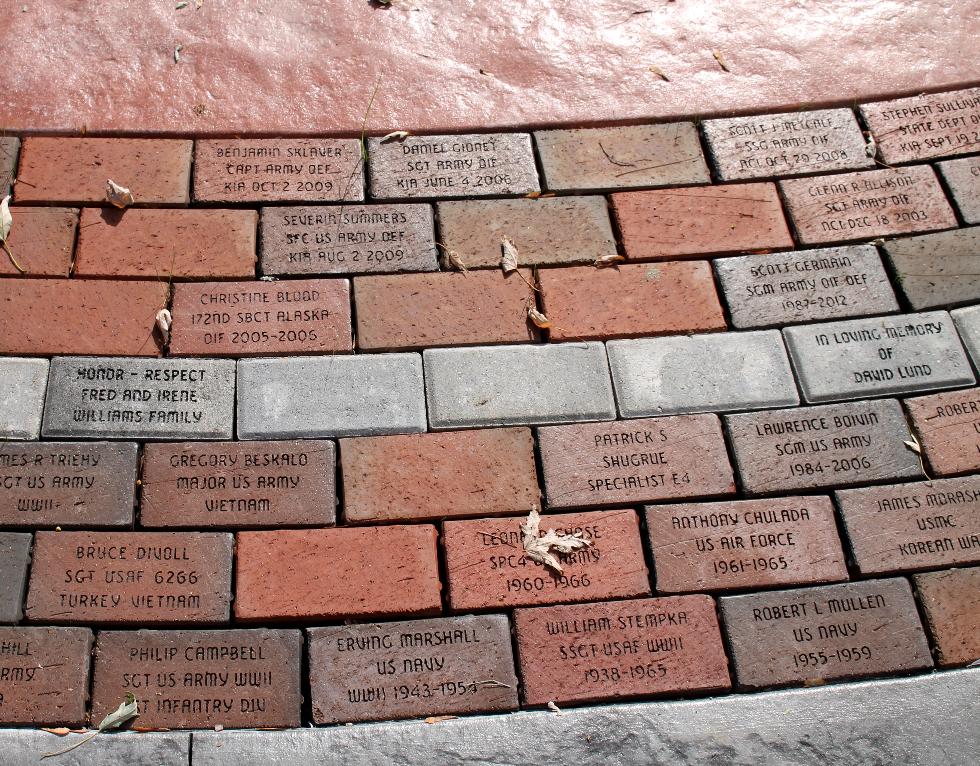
[938,157,980,224]
[0,533,31,623]
[237,354,426,438]
[191,669,980,766]
[41,357,235,440]
[882,228,980,310]
[783,311,975,403]
[424,342,615,429]
[0,358,48,439]
[952,305,980,369]
[607,331,799,417]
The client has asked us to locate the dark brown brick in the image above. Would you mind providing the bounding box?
[443,509,651,611]
[141,440,336,528]
[92,629,302,729]
[25,531,233,625]
[905,387,980,476]
[719,578,932,690]
[0,442,137,528]
[308,615,519,723]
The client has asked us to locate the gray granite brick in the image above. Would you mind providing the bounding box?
[953,304,980,368]
[783,311,974,403]
[938,157,980,224]
[883,228,980,310]
[41,357,235,440]
[0,533,31,623]
[607,331,799,417]
[0,358,48,439]
[1,730,190,765]
[424,342,615,429]
[237,353,426,438]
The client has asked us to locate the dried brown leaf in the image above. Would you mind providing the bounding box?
[500,237,519,274]
[155,308,173,344]
[106,179,134,208]
[380,130,411,143]
[521,508,591,574]
[649,65,670,82]
[527,306,551,329]
[593,254,626,268]
[439,244,468,273]
[41,728,73,736]
[903,436,922,455]
[712,49,730,72]
[424,715,459,724]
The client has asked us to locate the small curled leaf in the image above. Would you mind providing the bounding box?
[712,49,730,72]
[380,130,411,143]
[106,179,134,208]
[155,308,173,344]
[500,237,519,274]
[649,65,670,81]
[0,194,12,241]
[593,254,625,268]
[527,306,551,329]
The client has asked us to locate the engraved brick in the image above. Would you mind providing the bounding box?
[25,531,232,625]
[235,526,441,621]
[0,278,164,356]
[860,87,980,164]
[92,629,301,729]
[0,627,92,726]
[436,197,616,268]
[938,156,980,224]
[0,533,31,623]
[913,567,980,668]
[534,124,709,192]
[539,261,726,341]
[612,183,793,259]
[194,138,363,202]
[0,207,77,278]
[607,331,798,417]
[724,399,923,494]
[14,137,192,204]
[260,203,437,276]
[719,579,932,690]
[170,279,352,357]
[834,475,980,575]
[952,305,980,367]
[538,416,735,509]
[74,208,256,278]
[906,387,980,476]
[308,615,519,724]
[0,358,48,440]
[703,108,872,181]
[340,428,539,524]
[514,595,730,706]
[882,227,980,310]
[783,311,974,403]
[41,357,236,440]
[424,343,616,429]
[714,245,899,328]
[0,137,19,197]
[141,440,336,528]
[367,133,538,199]
[354,269,535,351]
[779,166,957,245]
[237,353,425,439]
[443,509,651,611]
[645,497,848,593]
[0,442,137,528]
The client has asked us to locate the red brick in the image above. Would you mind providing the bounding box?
[0,206,77,277]
[0,278,164,356]
[74,207,256,278]
[308,615,518,724]
[235,526,441,622]
[913,567,980,668]
[779,167,957,245]
[353,269,536,350]
[170,279,352,356]
[538,416,735,509]
[194,138,363,202]
[444,509,651,611]
[0,627,92,726]
[612,183,793,259]
[905,387,980,476]
[92,629,302,728]
[24,531,233,625]
[14,137,192,204]
[645,497,848,593]
[539,262,725,341]
[340,428,539,524]
[860,87,980,164]
[834,476,980,575]
[514,595,730,706]
[534,124,709,192]
[719,579,932,690]
[141,440,336,528]
[435,197,617,268]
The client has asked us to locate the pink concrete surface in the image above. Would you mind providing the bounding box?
[1,1,977,135]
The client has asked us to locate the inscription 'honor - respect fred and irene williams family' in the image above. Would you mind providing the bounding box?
[41,357,236,440]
